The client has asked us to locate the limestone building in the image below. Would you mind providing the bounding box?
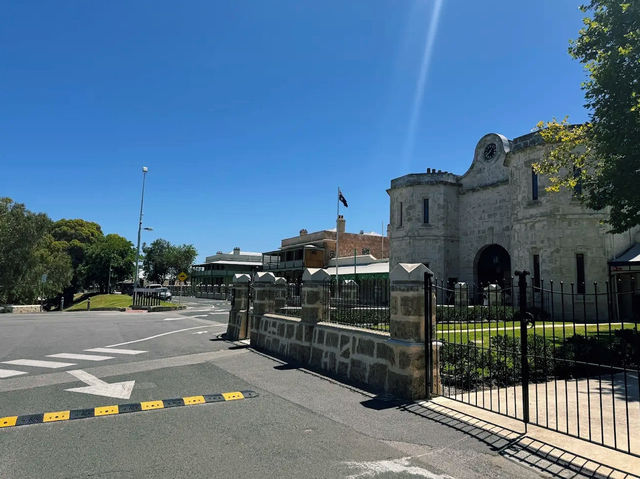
[387,131,640,299]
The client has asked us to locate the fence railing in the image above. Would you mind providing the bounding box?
[132,290,161,308]
[432,276,640,457]
[326,278,390,332]
[277,282,302,318]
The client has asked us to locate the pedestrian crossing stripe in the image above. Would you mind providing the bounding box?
[0,391,257,429]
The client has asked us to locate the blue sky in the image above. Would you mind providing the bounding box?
[1,1,589,262]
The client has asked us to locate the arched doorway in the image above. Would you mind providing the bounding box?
[475,244,511,287]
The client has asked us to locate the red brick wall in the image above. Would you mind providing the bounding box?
[337,233,388,260]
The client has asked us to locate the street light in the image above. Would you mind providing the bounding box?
[133,167,149,295]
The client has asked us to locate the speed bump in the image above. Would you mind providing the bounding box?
[0,390,258,429]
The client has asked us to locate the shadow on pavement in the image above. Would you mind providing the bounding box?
[396,401,638,479]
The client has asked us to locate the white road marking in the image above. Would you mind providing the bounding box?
[85,347,147,355]
[65,369,135,399]
[2,359,76,369]
[192,331,208,335]
[163,317,183,321]
[190,314,208,318]
[0,369,28,378]
[48,353,115,361]
[105,325,210,347]
[343,458,453,478]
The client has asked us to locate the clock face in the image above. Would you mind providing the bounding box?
[483,143,497,161]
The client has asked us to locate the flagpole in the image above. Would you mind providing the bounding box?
[336,187,340,297]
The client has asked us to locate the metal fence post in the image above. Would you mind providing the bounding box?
[424,271,433,399]
[515,270,530,426]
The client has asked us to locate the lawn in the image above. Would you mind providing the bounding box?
[66,294,178,311]
[436,320,638,345]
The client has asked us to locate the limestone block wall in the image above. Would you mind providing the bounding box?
[309,324,424,398]
[247,264,435,400]
[0,305,41,314]
[253,315,426,399]
[252,314,315,364]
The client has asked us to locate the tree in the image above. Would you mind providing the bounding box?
[142,239,197,284]
[534,1,640,233]
[167,244,198,281]
[50,218,103,301]
[84,234,136,293]
[142,239,172,284]
[0,199,72,304]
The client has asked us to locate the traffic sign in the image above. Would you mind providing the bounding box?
[177,272,188,282]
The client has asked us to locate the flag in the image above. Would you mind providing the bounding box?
[338,189,348,208]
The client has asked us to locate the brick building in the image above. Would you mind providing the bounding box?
[262,216,389,282]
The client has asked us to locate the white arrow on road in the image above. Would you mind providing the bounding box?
[65,370,135,399]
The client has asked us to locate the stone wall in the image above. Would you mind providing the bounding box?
[247,264,436,400]
[0,305,41,314]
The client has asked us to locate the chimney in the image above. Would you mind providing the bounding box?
[299,229,308,236]
[337,215,346,234]
[233,247,240,255]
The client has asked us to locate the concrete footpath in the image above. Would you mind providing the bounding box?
[217,339,640,479]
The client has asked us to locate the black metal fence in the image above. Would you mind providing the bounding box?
[277,282,302,318]
[429,273,640,456]
[326,278,390,332]
[132,291,161,308]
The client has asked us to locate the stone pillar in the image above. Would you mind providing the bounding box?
[226,274,251,340]
[387,263,440,400]
[250,272,277,342]
[454,282,468,307]
[273,277,287,314]
[301,268,330,324]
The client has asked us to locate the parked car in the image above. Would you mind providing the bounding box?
[157,287,172,301]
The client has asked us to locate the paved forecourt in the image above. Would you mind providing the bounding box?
[0,297,580,478]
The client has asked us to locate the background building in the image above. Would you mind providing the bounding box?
[263,218,389,282]
[191,247,262,288]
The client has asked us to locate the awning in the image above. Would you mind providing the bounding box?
[609,243,640,273]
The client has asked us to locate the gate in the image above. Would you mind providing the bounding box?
[427,271,640,457]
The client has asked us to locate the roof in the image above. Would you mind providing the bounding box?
[610,243,640,265]
[326,261,389,276]
[209,260,262,266]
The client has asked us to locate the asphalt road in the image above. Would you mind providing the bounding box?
[0,297,550,479]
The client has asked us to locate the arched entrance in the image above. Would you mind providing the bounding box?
[475,244,511,287]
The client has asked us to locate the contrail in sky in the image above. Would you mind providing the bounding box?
[403,0,445,169]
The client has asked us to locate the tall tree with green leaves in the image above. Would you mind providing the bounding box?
[84,234,136,293]
[0,198,72,304]
[50,218,103,300]
[535,1,640,233]
[142,239,197,284]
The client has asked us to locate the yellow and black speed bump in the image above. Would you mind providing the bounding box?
[0,390,258,429]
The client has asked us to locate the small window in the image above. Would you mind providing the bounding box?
[533,254,540,288]
[398,201,403,227]
[423,198,430,224]
[531,167,539,201]
[573,167,583,196]
[576,253,585,294]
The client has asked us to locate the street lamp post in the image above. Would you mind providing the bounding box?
[133,167,149,300]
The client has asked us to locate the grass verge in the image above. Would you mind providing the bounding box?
[66,294,178,311]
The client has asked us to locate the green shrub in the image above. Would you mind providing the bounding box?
[436,305,516,323]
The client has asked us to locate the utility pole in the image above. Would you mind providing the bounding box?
[133,167,149,302]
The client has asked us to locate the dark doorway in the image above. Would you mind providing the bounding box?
[475,244,511,287]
